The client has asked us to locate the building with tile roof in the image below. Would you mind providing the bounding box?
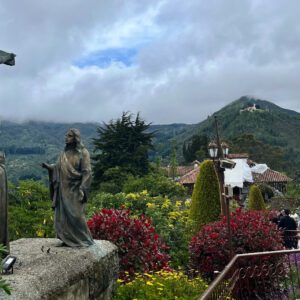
[178,154,292,196]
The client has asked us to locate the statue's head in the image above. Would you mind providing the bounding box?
[0,152,5,164]
[65,128,83,149]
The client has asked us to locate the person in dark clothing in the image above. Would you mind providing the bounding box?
[271,210,284,226]
[278,209,298,249]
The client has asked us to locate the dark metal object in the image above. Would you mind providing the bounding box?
[212,116,226,216]
[212,116,233,258]
[0,50,16,66]
[42,129,94,247]
[2,255,16,274]
[200,249,300,300]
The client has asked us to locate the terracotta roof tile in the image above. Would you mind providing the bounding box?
[252,169,292,183]
[179,166,292,185]
[179,167,200,184]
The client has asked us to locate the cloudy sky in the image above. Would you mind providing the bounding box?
[1,0,300,124]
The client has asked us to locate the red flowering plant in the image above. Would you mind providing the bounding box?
[87,208,170,281]
[189,209,284,280]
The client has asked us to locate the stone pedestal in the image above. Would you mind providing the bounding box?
[0,238,119,300]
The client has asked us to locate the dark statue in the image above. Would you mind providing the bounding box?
[0,153,9,251]
[0,50,16,66]
[42,129,94,247]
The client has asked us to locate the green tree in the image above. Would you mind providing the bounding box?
[170,146,178,179]
[190,160,221,230]
[230,134,284,171]
[248,184,266,210]
[92,112,154,189]
[183,134,208,163]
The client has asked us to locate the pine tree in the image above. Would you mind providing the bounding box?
[190,160,221,231]
[92,112,154,189]
[248,184,266,210]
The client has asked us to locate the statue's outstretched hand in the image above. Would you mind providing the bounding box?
[41,163,52,170]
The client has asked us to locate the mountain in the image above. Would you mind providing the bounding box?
[1,96,300,182]
[0,121,99,182]
[172,96,300,179]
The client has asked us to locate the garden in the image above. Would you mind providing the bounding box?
[1,114,299,298]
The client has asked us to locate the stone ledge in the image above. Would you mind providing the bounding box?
[0,238,119,300]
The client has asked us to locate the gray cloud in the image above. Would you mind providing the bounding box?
[0,0,300,124]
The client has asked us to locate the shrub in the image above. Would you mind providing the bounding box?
[257,183,274,200]
[87,192,194,268]
[190,160,220,230]
[122,173,186,198]
[248,184,266,210]
[189,209,283,279]
[114,270,208,300]
[87,209,170,280]
[8,180,55,240]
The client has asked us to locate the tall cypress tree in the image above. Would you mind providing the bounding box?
[190,160,221,231]
[248,184,266,210]
[92,112,154,189]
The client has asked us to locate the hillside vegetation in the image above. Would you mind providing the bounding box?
[1,96,300,181]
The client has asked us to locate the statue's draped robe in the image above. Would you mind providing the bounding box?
[48,147,94,247]
[0,163,8,249]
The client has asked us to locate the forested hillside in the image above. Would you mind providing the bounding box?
[1,96,300,181]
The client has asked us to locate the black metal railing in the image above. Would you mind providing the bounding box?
[200,249,300,300]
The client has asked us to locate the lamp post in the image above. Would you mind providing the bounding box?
[208,117,227,215]
[208,116,233,258]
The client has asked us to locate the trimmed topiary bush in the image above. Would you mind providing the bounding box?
[190,160,221,230]
[87,208,170,281]
[189,209,283,280]
[248,184,266,210]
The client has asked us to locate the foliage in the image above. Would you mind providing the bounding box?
[87,191,193,268]
[268,197,300,213]
[87,208,170,280]
[169,146,178,179]
[190,160,220,230]
[248,184,266,210]
[8,180,55,240]
[92,112,154,189]
[285,182,300,198]
[114,270,208,300]
[122,173,186,198]
[257,183,274,200]
[96,167,131,194]
[189,209,283,279]
[183,134,209,163]
[0,244,11,295]
[230,134,285,171]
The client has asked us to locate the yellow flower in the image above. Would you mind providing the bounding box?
[146,203,156,209]
[36,228,45,237]
[141,190,148,195]
[175,201,181,207]
[146,281,153,286]
[116,279,123,283]
[126,193,137,199]
[161,199,171,209]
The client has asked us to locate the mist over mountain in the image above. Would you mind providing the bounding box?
[1,96,300,182]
